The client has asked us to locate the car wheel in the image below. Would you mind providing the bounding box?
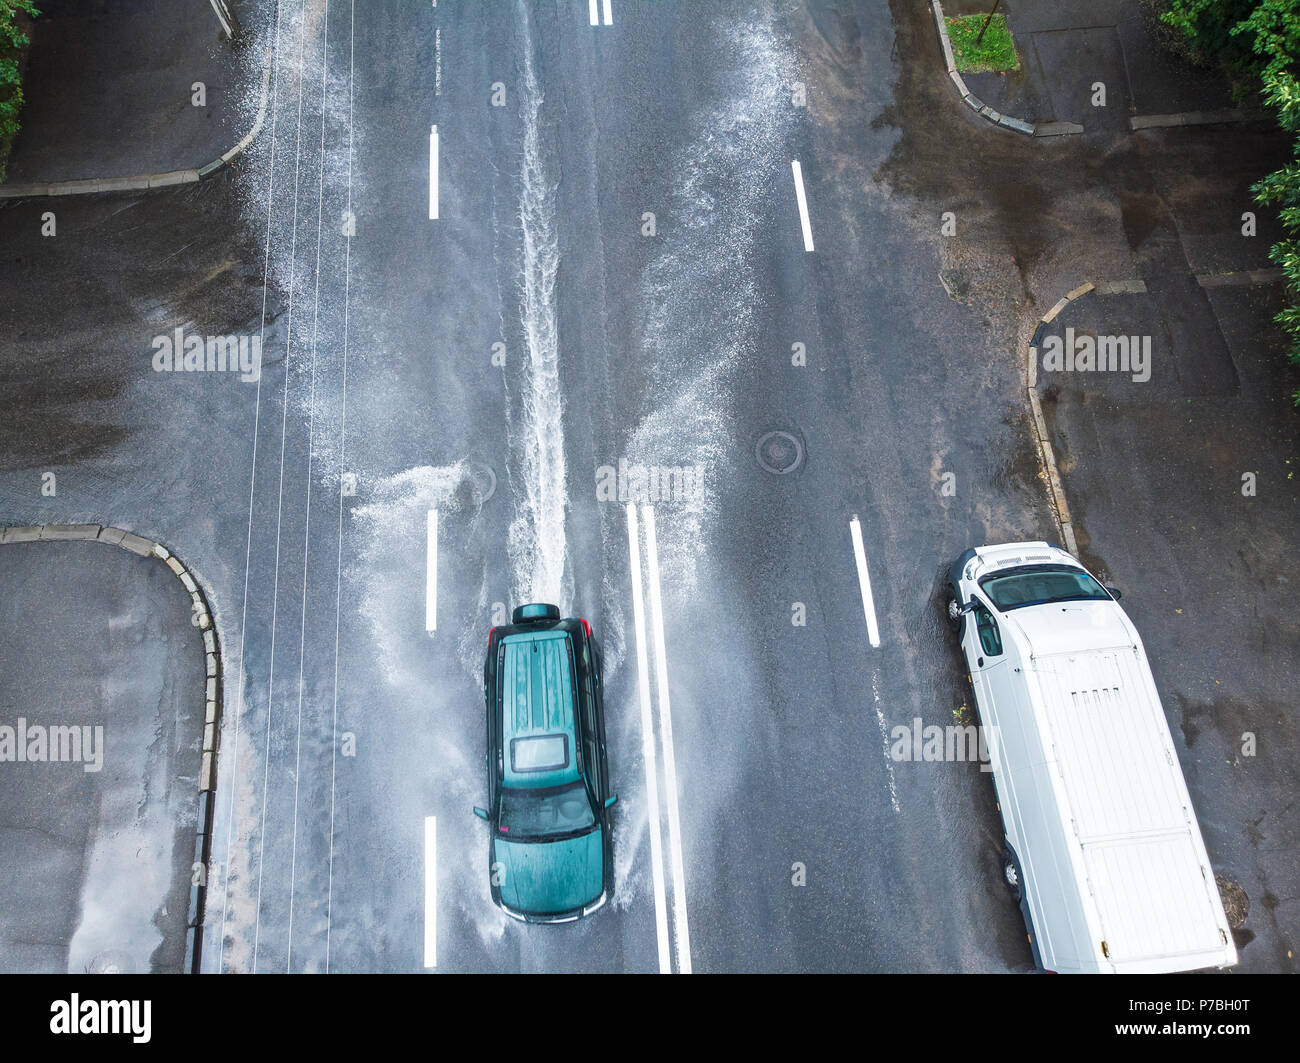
[1002,847,1023,903]
[945,586,963,633]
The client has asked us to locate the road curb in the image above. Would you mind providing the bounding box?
[1022,284,1101,556]
[0,38,273,201]
[0,523,221,974]
[931,1,1061,138]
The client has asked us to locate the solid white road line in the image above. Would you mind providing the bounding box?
[641,506,692,974]
[424,816,437,968]
[603,0,613,25]
[426,509,438,632]
[252,0,314,974]
[849,515,881,648]
[626,503,672,973]
[218,0,288,974]
[589,0,599,25]
[286,0,333,970]
[791,159,815,253]
[429,125,439,220]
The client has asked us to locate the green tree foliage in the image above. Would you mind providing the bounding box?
[0,0,39,173]
[1164,0,1300,401]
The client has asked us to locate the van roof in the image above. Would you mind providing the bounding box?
[1031,645,1234,969]
[1006,599,1133,657]
[499,629,580,789]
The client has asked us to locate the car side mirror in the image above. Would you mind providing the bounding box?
[1106,586,1122,600]
[473,806,489,820]
[604,795,618,810]
[960,600,979,615]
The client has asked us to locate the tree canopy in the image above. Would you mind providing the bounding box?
[1164,0,1300,401]
[0,0,39,177]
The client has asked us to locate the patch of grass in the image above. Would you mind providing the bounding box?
[946,13,1020,74]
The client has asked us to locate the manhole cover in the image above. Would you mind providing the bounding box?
[452,463,496,509]
[471,462,497,504]
[86,950,130,974]
[755,430,805,475]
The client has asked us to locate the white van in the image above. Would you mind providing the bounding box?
[945,542,1237,974]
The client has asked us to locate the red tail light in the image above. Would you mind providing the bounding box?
[580,618,592,639]
[487,626,496,643]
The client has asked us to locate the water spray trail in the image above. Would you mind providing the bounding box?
[507,1,568,608]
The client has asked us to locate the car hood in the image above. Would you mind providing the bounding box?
[494,827,604,915]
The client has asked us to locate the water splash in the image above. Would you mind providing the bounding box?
[506,0,569,611]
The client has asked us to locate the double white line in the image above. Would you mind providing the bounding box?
[626,503,691,974]
[589,0,613,26]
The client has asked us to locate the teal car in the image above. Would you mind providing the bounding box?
[474,604,617,923]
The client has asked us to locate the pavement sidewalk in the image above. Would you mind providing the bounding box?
[3,0,256,187]
[0,538,207,974]
[944,0,1237,134]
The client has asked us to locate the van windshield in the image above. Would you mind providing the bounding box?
[979,564,1111,611]
[498,782,595,840]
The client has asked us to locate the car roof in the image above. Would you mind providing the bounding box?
[499,628,580,789]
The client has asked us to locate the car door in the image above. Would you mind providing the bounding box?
[962,593,1009,727]
[484,642,502,813]
[579,640,605,802]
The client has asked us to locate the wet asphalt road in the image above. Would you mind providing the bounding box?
[0,0,1294,973]
[197,0,1042,975]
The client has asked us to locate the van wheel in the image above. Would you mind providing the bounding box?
[1002,849,1023,902]
[944,586,963,633]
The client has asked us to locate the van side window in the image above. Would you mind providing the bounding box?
[974,604,1004,657]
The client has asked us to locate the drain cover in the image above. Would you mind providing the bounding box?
[755,430,805,475]
[86,950,131,974]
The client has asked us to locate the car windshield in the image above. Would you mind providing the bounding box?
[979,564,1111,611]
[498,781,595,840]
